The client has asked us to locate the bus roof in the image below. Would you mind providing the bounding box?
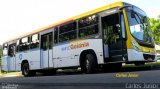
[5,1,124,43]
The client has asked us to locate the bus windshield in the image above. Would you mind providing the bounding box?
[126,6,154,47]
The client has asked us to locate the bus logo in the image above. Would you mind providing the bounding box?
[62,42,89,51]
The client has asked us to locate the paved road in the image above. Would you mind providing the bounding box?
[0,66,160,89]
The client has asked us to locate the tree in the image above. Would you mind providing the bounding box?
[150,15,160,44]
[0,45,2,65]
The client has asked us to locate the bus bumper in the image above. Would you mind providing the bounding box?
[127,49,155,62]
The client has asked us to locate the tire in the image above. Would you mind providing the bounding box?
[81,54,97,74]
[22,63,35,77]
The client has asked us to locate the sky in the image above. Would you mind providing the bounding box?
[0,0,159,44]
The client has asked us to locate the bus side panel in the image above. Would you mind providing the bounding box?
[1,56,8,71]
[16,52,30,71]
[15,53,21,71]
[16,49,40,71]
[53,42,78,68]
[52,39,104,68]
[76,39,104,64]
[8,56,16,71]
[28,49,40,70]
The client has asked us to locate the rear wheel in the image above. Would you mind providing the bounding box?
[22,63,35,77]
[81,54,97,74]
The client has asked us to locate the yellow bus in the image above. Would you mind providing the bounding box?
[2,1,156,77]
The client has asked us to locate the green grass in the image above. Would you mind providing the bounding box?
[0,71,21,76]
[123,61,160,68]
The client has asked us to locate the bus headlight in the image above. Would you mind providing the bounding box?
[132,41,140,51]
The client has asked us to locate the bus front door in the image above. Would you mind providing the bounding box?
[41,32,53,68]
[101,12,127,62]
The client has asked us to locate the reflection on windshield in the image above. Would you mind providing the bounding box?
[126,7,153,45]
[130,24,143,40]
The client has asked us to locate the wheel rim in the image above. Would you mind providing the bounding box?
[23,65,29,75]
[85,58,90,70]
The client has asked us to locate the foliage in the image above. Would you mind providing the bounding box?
[0,45,2,65]
[150,15,160,44]
[0,45,2,66]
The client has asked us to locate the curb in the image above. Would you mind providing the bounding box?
[0,72,22,78]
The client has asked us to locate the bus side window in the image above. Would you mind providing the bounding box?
[59,21,77,42]
[16,40,20,52]
[30,34,39,49]
[41,35,47,50]
[8,45,13,57]
[3,44,8,56]
[78,14,99,38]
[20,37,29,51]
[49,33,53,49]
[8,44,16,57]
[54,27,58,44]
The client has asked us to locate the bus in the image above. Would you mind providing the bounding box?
[1,1,156,77]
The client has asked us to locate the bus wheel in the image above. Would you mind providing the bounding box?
[22,63,35,77]
[81,54,97,74]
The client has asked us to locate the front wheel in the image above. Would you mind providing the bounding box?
[81,54,97,74]
[22,63,35,77]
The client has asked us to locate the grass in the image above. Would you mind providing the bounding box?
[123,61,160,68]
[0,71,21,76]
